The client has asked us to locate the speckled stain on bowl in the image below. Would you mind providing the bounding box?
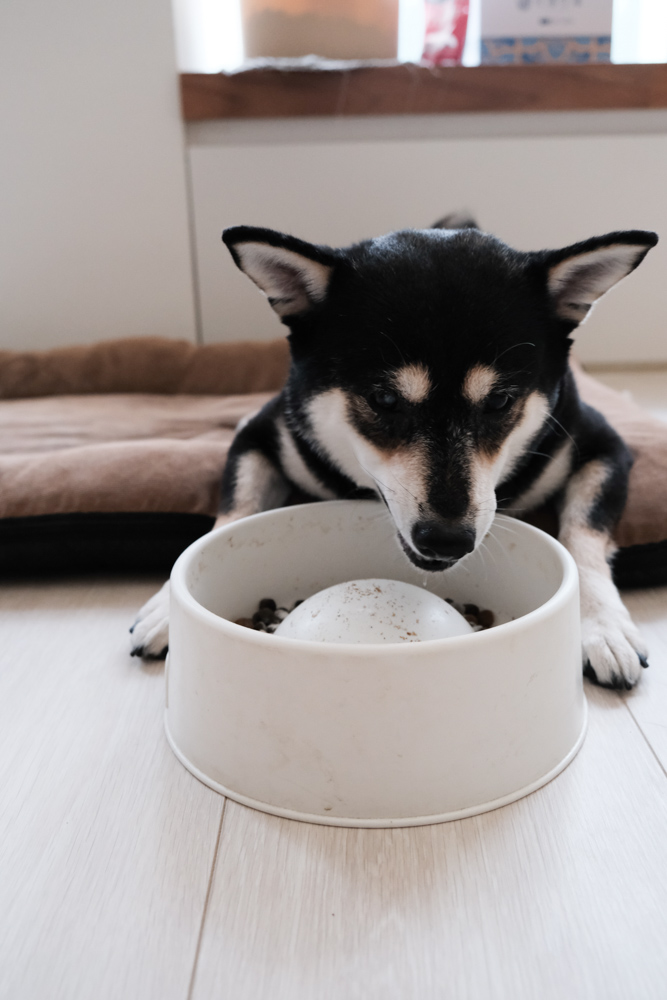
[165,500,585,828]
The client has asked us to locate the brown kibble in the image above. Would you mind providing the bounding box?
[238,592,497,638]
[235,617,256,629]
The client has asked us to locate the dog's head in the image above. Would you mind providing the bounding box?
[223,221,657,571]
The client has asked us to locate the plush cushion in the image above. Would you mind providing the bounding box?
[0,336,289,398]
[0,391,271,520]
[0,338,665,585]
[571,364,667,551]
[0,337,286,575]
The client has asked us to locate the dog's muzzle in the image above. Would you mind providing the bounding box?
[409,520,476,567]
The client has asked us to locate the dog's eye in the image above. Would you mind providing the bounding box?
[484,392,511,413]
[370,389,400,412]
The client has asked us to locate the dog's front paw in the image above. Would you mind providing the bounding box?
[129,581,170,660]
[581,611,648,690]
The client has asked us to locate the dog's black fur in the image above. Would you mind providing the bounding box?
[131,217,657,688]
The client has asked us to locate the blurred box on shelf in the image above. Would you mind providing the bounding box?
[481,0,612,65]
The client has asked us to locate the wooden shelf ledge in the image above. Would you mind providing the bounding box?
[181,63,667,121]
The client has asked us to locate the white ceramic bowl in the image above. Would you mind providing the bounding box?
[166,500,585,828]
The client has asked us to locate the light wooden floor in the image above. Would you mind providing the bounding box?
[2,371,667,1000]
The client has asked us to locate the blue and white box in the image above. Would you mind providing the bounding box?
[481,0,612,65]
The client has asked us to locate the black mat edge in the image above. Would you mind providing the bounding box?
[612,539,667,590]
[0,512,215,576]
[1,512,666,588]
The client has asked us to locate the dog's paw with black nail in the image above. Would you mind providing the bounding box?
[130,581,170,660]
[581,610,648,690]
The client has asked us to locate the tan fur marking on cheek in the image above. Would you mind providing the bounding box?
[379,441,429,480]
[354,424,430,479]
[477,395,528,461]
[473,391,548,488]
[348,393,375,422]
[462,364,498,405]
[347,393,412,459]
[366,440,431,522]
[353,411,425,466]
[333,394,431,539]
[477,434,507,464]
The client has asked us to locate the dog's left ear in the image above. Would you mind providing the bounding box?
[538,230,658,325]
[223,226,336,319]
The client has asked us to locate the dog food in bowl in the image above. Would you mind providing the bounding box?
[236,589,496,638]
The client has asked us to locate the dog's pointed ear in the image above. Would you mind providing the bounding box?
[538,230,658,325]
[223,226,336,319]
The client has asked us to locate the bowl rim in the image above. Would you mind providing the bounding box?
[170,500,579,658]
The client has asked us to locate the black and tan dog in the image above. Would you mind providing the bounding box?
[131,217,657,688]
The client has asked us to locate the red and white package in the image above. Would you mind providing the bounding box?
[422,0,469,65]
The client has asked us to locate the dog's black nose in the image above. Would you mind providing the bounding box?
[412,521,476,561]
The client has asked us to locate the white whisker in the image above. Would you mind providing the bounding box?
[545,412,578,451]
[477,536,499,572]
[493,341,536,363]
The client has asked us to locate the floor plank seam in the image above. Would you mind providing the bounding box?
[186,797,226,1000]
[623,699,667,781]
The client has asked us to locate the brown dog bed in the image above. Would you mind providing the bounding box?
[1,337,666,584]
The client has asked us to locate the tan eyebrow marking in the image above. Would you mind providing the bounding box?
[390,363,432,404]
[462,364,498,404]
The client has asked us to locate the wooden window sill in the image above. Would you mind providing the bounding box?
[181,63,667,121]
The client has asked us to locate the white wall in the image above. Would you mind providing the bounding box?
[0,0,196,350]
[189,111,667,365]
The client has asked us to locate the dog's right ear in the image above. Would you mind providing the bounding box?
[223,226,336,319]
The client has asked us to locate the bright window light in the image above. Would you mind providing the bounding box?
[172,0,243,72]
[612,0,667,64]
